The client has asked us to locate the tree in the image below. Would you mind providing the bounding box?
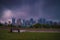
[0,23,3,26]
[32,23,41,28]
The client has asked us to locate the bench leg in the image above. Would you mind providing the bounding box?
[18,29,20,33]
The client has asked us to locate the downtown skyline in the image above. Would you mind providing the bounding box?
[0,17,60,25]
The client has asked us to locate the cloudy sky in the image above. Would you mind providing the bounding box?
[0,0,60,21]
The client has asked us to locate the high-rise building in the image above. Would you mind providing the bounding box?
[17,18,22,26]
[22,19,26,26]
[25,20,30,26]
[12,18,15,25]
[21,19,29,28]
[38,18,46,24]
[49,21,53,25]
[38,18,41,24]
[29,18,35,25]
[42,18,46,24]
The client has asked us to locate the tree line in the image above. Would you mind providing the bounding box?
[0,23,60,28]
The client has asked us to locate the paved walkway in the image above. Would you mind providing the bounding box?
[12,30,60,32]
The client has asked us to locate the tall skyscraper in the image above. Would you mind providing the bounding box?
[42,18,46,24]
[17,18,22,26]
[38,18,42,24]
[29,18,35,25]
[22,19,26,26]
[12,18,15,25]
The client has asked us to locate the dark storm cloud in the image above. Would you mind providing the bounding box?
[42,0,60,20]
[0,0,39,19]
[0,0,60,21]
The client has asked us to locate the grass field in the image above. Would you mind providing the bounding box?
[0,30,60,40]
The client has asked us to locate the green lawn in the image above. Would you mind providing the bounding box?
[0,30,60,40]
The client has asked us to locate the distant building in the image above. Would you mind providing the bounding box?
[58,22,60,25]
[46,21,53,25]
[12,18,15,25]
[53,22,57,25]
[38,18,46,24]
[25,20,30,27]
[17,18,22,26]
[22,19,26,26]
[29,18,35,25]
